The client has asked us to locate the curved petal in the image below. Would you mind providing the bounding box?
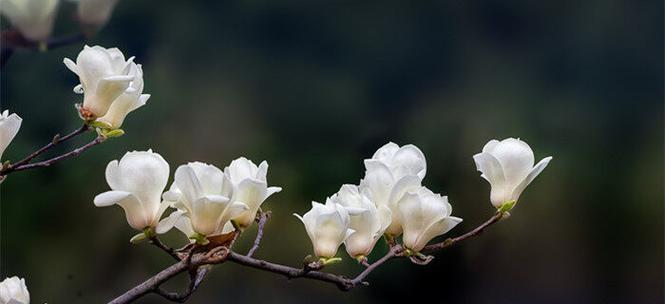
[174,165,204,208]
[391,144,427,179]
[511,156,553,202]
[0,113,22,160]
[490,138,534,187]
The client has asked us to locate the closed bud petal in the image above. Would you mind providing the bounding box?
[294,200,354,258]
[96,63,149,129]
[0,276,30,304]
[473,138,552,208]
[0,110,22,161]
[64,45,136,118]
[225,158,281,229]
[161,162,247,237]
[93,150,170,231]
[398,187,462,252]
[0,0,59,42]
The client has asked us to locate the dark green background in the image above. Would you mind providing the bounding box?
[1,0,663,303]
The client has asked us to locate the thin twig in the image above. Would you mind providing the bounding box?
[149,237,181,262]
[246,211,269,257]
[8,135,105,173]
[153,267,209,303]
[422,211,505,253]
[5,124,90,172]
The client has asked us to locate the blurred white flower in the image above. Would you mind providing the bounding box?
[361,142,426,236]
[63,45,135,119]
[330,184,391,259]
[473,138,553,208]
[294,200,355,258]
[398,187,462,252]
[96,62,149,129]
[224,157,282,229]
[0,0,59,42]
[157,162,247,237]
[0,277,29,304]
[76,0,119,29]
[94,150,170,231]
[0,110,22,162]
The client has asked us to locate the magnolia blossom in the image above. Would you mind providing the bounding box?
[76,0,120,29]
[0,277,29,304]
[473,138,552,208]
[0,0,59,42]
[361,142,426,236]
[398,187,462,252]
[158,162,248,237]
[94,150,170,231]
[0,110,22,161]
[64,45,135,119]
[96,63,150,129]
[224,157,282,229]
[330,184,391,259]
[294,200,355,258]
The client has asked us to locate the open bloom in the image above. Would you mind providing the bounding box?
[294,200,355,258]
[330,184,391,259]
[361,142,426,236]
[0,276,29,304]
[94,150,170,231]
[0,0,59,42]
[96,62,150,129]
[158,162,248,237]
[224,157,282,229]
[0,110,22,161]
[76,0,120,29]
[473,138,553,208]
[398,187,462,252]
[64,45,135,119]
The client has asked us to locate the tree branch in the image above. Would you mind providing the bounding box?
[6,135,105,173]
[1,31,86,68]
[246,211,269,257]
[149,236,181,262]
[109,211,506,304]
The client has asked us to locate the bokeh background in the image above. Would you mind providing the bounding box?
[1,1,663,303]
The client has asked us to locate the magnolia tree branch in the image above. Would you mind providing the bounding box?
[246,211,270,257]
[109,210,507,304]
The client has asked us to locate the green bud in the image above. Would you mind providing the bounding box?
[103,129,125,138]
[190,233,210,245]
[130,232,148,244]
[498,200,516,213]
[319,257,342,266]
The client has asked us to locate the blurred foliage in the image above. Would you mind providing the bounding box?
[1,0,662,303]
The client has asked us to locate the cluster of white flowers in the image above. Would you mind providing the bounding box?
[0,0,122,42]
[64,45,150,129]
[295,142,463,259]
[93,150,282,243]
[0,276,30,304]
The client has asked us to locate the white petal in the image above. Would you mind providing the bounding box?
[489,138,534,186]
[511,156,553,201]
[0,112,22,160]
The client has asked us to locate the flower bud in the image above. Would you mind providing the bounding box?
[96,62,150,129]
[473,138,552,208]
[224,157,282,229]
[0,110,22,162]
[94,150,170,231]
[398,187,462,252]
[330,184,391,259]
[0,0,59,42]
[158,162,247,237]
[0,276,30,304]
[64,45,135,119]
[294,200,355,258]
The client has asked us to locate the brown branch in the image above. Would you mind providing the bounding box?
[6,135,105,173]
[422,211,505,254]
[5,124,90,171]
[246,211,270,257]
[109,211,506,303]
[153,267,209,303]
[149,237,181,262]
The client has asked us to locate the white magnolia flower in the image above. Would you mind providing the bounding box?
[76,0,120,29]
[0,276,29,304]
[361,142,426,236]
[0,0,59,42]
[294,200,355,258]
[398,187,462,252]
[473,138,553,208]
[224,157,282,229]
[158,162,248,237]
[330,184,391,259]
[96,62,149,129]
[0,110,22,161]
[64,45,135,119]
[94,150,170,231]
